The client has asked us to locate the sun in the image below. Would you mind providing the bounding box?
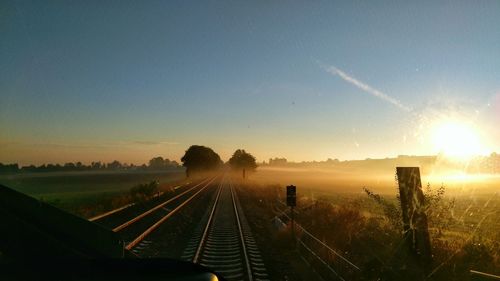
[431,120,483,159]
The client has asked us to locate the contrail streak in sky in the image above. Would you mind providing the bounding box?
[323,64,411,112]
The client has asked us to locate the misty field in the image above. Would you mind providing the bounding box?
[253,166,500,244]
[252,166,499,200]
[247,166,500,279]
[0,170,185,217]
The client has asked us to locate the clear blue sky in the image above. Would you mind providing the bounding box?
[1,1,499,165]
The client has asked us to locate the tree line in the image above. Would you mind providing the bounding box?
[0,145,259,178]
[0,156,179,174]
[181,145,257,178]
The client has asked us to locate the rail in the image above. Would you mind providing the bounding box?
[113,177,213,232]
[230,180,253,281]
[186,176,268,281]
[124,176,217,250]
[192,181,223,263]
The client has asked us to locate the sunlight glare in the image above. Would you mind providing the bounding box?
[431,120,483,159]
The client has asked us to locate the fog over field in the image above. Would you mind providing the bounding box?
[253,164,500,196]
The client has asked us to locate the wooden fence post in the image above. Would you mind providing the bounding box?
[396,167,432,275]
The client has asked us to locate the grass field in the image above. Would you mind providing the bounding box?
[0,169,186,217]
[253,166,500,194]
[253,166,500,243]
[248,166,500,279]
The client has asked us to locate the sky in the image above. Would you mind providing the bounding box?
[1,1,499,165]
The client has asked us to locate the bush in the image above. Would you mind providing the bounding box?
[130,180,159,202]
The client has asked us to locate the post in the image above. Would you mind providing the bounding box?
[243,168,246,179]
[396,167,432,275]
[286,185,297,243]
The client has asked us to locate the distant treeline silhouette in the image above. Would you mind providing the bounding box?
[0,156,180,174]
[263,153,500,174]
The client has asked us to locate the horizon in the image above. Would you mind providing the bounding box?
[2,151,498,168]
[1,1,499,166]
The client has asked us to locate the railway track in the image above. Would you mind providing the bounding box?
[90,174,268,280]
[91,178,211,228]
[182,176,269,281]
[92,176,218,252]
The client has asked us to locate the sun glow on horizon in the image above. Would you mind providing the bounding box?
[431,120,485,159]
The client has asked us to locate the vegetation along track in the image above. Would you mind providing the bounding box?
[182,176,269,281]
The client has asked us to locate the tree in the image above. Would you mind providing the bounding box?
[148,156,179,170]
[91,161,102,169]
[107,160,122,170]
[64,162,76,171]
[228,149,257,178]
[181,145,222,177]
[130,180,159,202]
[0,163,19,174]
[149,156,166,170]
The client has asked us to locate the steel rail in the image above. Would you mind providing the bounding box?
[113,177,213,232]
[230,180,254,281]
[192,180,223,263]
[183,176,268,281]
[125,176,217,250]
[88,202,136,222]
[89,183,196,222]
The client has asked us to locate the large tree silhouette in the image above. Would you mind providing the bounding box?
[228,149,257,178]
[181,145,222,177]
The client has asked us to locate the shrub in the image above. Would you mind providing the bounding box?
[130,180,159,202]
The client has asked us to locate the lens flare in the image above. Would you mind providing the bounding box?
[431,120,483,159]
